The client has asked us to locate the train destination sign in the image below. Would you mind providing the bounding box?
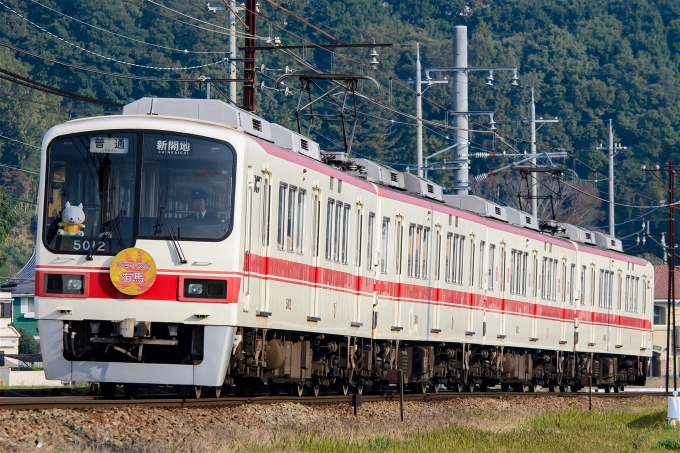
[89,137,129,154]
[109,247,157,295]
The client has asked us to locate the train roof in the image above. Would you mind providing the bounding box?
[118,97,630,258]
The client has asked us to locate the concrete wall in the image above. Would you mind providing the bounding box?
[0,369,63,387]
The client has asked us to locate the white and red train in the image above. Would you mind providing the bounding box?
[35,97,652,397]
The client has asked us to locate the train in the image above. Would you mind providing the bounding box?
[35,97,652,398]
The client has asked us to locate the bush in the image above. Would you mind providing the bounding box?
[17,327,40,354]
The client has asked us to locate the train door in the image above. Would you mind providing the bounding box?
[308,188,321,321]
[498,243,507,338]
[393,215,404,329]
[560,259,568,344]
[242,166,255,312]
[617,271,625,348]
[353,206,372,327]
[431,225,442,333]
[531,252,539,341]
[466,235,476,335]
[256,171,272,315]
[589,264,596,346]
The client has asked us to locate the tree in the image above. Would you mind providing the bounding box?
[17,327,40,355]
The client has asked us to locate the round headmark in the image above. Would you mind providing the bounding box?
[109,248,157,295]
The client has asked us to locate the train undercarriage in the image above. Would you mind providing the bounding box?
[224,327,648,398]
[62,321,648,398]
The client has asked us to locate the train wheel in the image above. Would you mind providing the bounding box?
[312,385,320,397]
[356,384,364,395]
[604,386,611,393]
[189,386,202,399]
[209,386,222,398]
[452,383,462,393]
[514,383,527,393]
[501,383,512,392]
[289,383,304,397]
[549,384,558,393]
[530,384,539,393]
[123,384,138,398]
[101,383,117,399]
[466,383,476,393]
[338,383,349,396]
[269,383,279,396]
[432,383,440,393]
[480,383,488,392]
[619,386,626,392]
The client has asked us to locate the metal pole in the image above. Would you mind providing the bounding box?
[243,0,257,112]
[206,80,211,100]
[452,26,469,195]
[589,374,592,411]
[228,0,237,103]
[530,89,537,217]
[399,369,404,422]
[609,119,615,236]
[671,160,676,391]
[416,43,424,178]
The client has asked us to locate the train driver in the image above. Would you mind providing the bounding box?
[186,189,218,221]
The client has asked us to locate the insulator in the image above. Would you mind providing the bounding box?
[474,152,490,158]
[474,173,489,182]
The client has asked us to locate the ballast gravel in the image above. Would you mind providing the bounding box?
[0,394,665,452]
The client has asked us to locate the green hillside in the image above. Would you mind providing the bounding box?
[0,0,678,274]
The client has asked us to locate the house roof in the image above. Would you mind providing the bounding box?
[5,248,35,297]
[654,265,680,300]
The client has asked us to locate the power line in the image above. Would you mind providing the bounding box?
[0,132,39,149]
[28,0,229,54]
[0,0,229,71]
[0,67,124,107]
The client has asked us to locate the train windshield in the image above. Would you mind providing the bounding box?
[138,133,234,240]
[44,132,138,255]
[43,131,235,256]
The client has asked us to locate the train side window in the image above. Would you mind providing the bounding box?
[552,259,558,302]
[380,217,390,274]
[510,250,517,294]
[625,275,630,311]
[261,175,271,247]
[500,246,506,292]
[635,277,640,312]
[478,241,485,289]
[414,226,423,278]
[333,201,342,262]
[590,267,595,306]
[325,198,334,260]
[277,183,287,250]
[532,255,538,298]
[286,185,297,252]
[296,189,306,254]
[598,270,604,308]
[561,262,567,303]
[457,235,465,285]
[395,217,403,275]
[311,191,320,257]
[355,206,363,268]
[341,204,350,264]
[608,271,614,309]
[580,266,586,305]
[469,238,475,286]
[487,244,495,291]
[366,212,375,271]
[445,233,453,283]
[569,264,576,304]
[435,230,442,281]
[522,252,528,296]
[407,224,415,277]
[421,226,430,279]
[541,257,547,300]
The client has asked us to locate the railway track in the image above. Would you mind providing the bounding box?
[0,389,668,411]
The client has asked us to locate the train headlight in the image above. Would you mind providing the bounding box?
[44,274,85,295]
[182,279,227,300]
[67,278,83,291]
[188,283,204,295]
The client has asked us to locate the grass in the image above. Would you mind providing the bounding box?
[243,405,680,453]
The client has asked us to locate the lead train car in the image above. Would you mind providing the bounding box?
[36,98,652,398]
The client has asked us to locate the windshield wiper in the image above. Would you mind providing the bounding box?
[158,206,188,264]
[86,210,126,261]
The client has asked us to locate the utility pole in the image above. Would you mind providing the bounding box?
[228,0,238,102]
[525,89,558,217]
[642,161,677,394]
[243,0,257,112]
[597,120,627,236]
[416,43,423,178]
[425,26,518,194]
[452,26,469,194]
